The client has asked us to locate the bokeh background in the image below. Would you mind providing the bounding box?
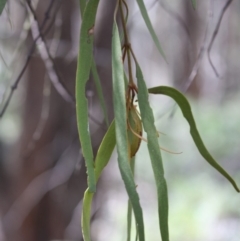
[0,0,240,241]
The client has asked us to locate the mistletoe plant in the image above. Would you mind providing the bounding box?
[75,1,239,241]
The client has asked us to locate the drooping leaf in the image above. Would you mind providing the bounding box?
[82,121,116,241]
[0,0,7,15]
[127,157,135,241]
[76,0,100,192]
[136,65,169,241]
[112,19,145,241]
[148,86,240,193]
[79,0,109,128]
[136,0,167,61]
[127,198,133,241]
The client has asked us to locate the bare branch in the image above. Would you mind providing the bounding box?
[159,4,213,120]
[23,7,62,158]
[207,0,233,78]
[26,0,74,103]
[0,0,66,118]
[182,8,212,92]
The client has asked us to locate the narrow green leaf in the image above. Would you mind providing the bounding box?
[191,0,196,9]
[76,0,100,192]
[127,158,135,241]
[136,0,167,61]
[94,121,116,180]
[136,65,169,241]
[112,20,145,241]
[0,0,7,15]
[82,189,93,241]
[91,61,109,127]
[148,86,240,193]
[79,0,86,16]
[82,121,116,241]
[79,0,109,127]
[127,198,132,241]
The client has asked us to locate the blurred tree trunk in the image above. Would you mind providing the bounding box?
[182,0,201,97]
[172,0,202,97]
[3,0,115,241]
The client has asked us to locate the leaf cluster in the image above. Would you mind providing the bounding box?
[74,1,239,241]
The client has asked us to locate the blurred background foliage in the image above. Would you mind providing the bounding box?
[0,0,240,241]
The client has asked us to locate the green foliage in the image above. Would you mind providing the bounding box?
[149,86,239,193]
[191,0,197,9]
[75,1,239,241]
[76,0,100,193]
[136,0,167,61]
[136,63,169,240]
[112,15,145,241]
[82,121,115,241]
[0,0,7,15]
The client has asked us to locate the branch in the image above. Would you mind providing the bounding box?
[26,0,74,103]
[207,0,233,78]
[0,0,65,118]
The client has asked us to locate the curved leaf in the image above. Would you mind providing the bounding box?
[136,65,169,241]
[136,0,167,61]
[148,86,240,193]
[82,121,116,241]
[76,0,100,192]
[112,19,145,241]
[79,1,109,128]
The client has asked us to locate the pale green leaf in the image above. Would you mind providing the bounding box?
[127,158,135,241]
[148,86,239,193]
[94,121,116,180]
[76,0,100,192]
[112,20,145,241]
[79,0,109,127]
[136,0,167,61]
[136,65,169,241]
[82,189,93,241]
[82,121,116,241]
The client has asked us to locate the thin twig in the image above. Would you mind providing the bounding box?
[158,3,213,120]
[159,0,193,72]
[182,7,212,92]
[207,0,233,78]
[26,0,74,103]
[0,0,65,118]
[23,5,62,158]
